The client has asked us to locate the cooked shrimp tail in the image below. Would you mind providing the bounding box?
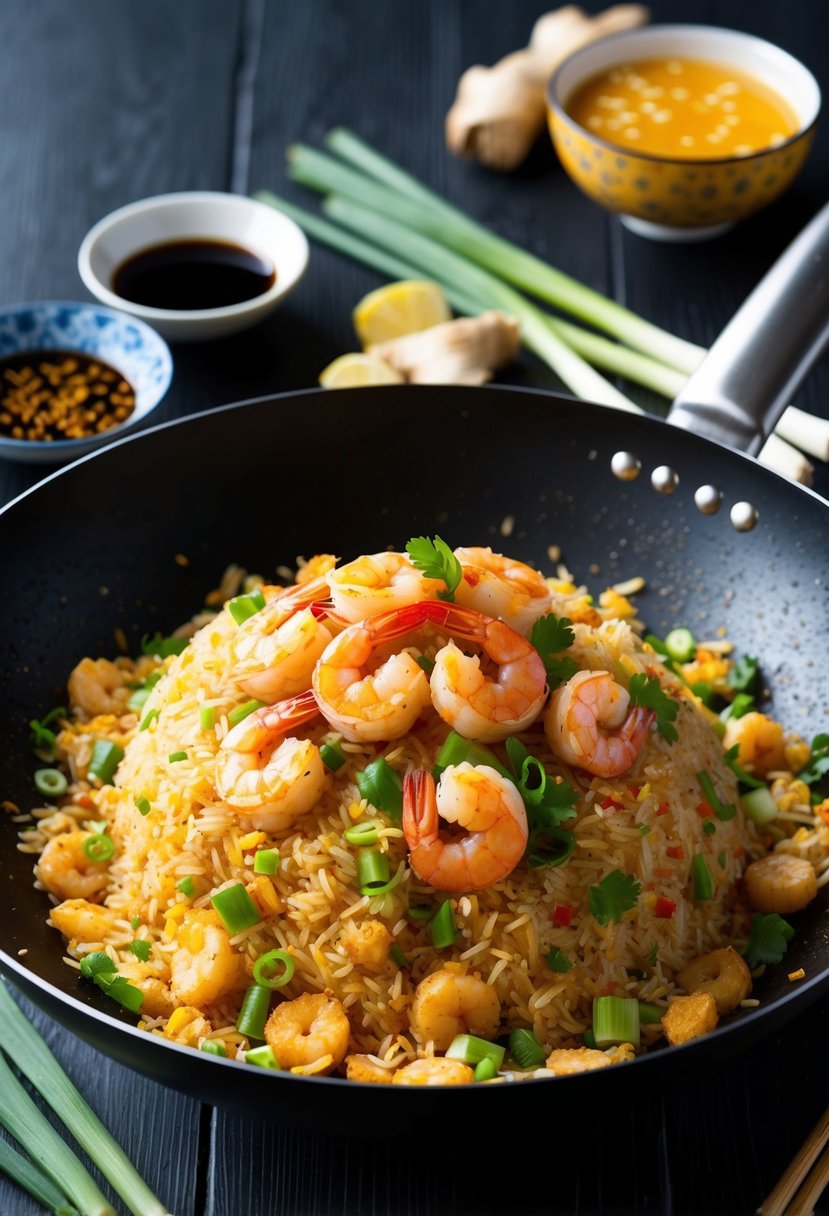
[223,689,320,754]
[544,668,653,777]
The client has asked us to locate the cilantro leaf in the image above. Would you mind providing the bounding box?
[80,952,117,979]
[728,655,759,694]
[799,734,829,787]
[589,869,641,925]
[405,535,461,602]
[744,913,795,968]
[80,950,144,1013]
[531,613,578,689]
[628,673,679,743]
[545,948,573,973]
[128,939,152,962]
[505,735,578,868]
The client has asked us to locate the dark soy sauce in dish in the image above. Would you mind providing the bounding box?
[112,239,276,310]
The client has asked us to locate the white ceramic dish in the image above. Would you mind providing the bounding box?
[78,192,309,342]
[0,301,173,465]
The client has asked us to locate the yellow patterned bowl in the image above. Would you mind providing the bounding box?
[547,25,820,241]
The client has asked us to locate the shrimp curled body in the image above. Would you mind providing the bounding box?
[231,577,331,702]
[215,691,325,831]
[403,763,528,892]
[453,546,552,636]
[544,668,653,778]
[327,552,443,623]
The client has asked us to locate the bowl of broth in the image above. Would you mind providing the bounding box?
[78,192,309,340]
[546,25,821,240]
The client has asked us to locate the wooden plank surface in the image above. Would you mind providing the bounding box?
[1,1,828,1213]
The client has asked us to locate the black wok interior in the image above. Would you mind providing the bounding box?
[2,384,828,1114]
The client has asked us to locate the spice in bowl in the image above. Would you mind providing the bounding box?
[0,350,136,442]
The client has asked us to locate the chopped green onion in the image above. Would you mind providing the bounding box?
[134,795,151,817]
[692,853,714,901]
[227,699,264,727]
[141,632,189,658]
[429,900,457,948]
[390,944,410,969]
[593,995,640,1047]
[407,904,433,921]
[253,849,280,875]
[87,740,124,786]
[78,954,144,1013]
[199,705,216,731]
[637,1001,664,1025]
[28,707,67,759]
[445,1034,505,1070]
[583,1028,597,1049]
[82,834,114,863]
[344,821,379,846]
[639,825,651,836]
[741,786,779,825]
[201,1041,227,1058]
[236,984,271,1040]
[721,692,755,722]
[434,730,511,780]
[130,916,140,931]
[211,882,261,932]
[127,687,151,713]
[34,768,68,798]
[718,850,727,868]
[415,655,435,674]
[320,741,347,771]
[697,771,736,821]
[357,849,390,893]
[723,744,765,789]
[545,948,573,974]
[125,940,151,964]
[245,1045,279,1069]
[253,949,295,990]
[139,710,158,732]
[509,1028,546,1069]
[663,627,696,663]
[168,751,188,763]
[229,590,266,625]
[527,824,577,869]
[703,820,717,835]
[356,758,403,819]
[474,1057,498,1082]
[177,877,195,897]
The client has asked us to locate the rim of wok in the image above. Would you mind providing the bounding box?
[2,381,828,1100]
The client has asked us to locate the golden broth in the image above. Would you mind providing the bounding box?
[567,58,799,159]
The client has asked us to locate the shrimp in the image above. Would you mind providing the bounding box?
[36,830,111,901]
[544,668,653,778]
[215,691,325,831]
[312,602,432,743]
[68,657,131,717]
[677,947,752,1015]
[231,576,331,702]
[409,967,501,1049]
[425,601,547,743]
[264,992,350,1072]
[169,909,246,1009]
[454,546,552,635]
[723,711,786,778]
[393,1057,474,1086]
[49,897,119,944]
[403,765,528,892]
[327,551,443,623]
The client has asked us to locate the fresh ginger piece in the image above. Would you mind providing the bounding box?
[445,5,649,171]
[370,311,520,386]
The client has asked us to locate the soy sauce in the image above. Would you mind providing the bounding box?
[113,239,276,311]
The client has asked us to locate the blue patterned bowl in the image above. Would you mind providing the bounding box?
[0,301,173,464]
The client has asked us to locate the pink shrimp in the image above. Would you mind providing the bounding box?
[402,765,528,892]
[544,669,654,778]
[231,576,332,701]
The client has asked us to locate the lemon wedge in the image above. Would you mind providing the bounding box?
[352,280,451,348]
[318,352,404,389]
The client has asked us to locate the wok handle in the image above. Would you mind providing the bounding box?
[668,200,829,455]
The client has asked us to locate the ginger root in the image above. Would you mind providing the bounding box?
[445,4,649,171]
[369,311,520,385]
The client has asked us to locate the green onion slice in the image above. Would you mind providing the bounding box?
[593,995,640,1046]
[692,853,714,901]
[134,795,151,817]
[415,654,435,675]
[253,848,280,875]
[139,709,159,732]
[127,686,151,713]
[236,984,271,1040]
[664,627,696,663]
[697,771,736,821]
[703,820,717,835]
[88,739,124,785]
[741,786,779,825]
[390,944,410,969]
[637,1001,664,1025]
[407,904,433,921]
[583,1028,597,1049]
[141,632,189,658]
[211,882,262,933]
[229,590,267,625]
[320,741,347,771]
[168,750,188,763]
[128,939,151,962]
[446,1034,505,1070]
[177,877,195,897]
[357,849,390,895]
[33,768,67,798]
[545,948,573,974]
[228,699,264,727]
[245,1044,280,1069]
[356,758,403,820]
[344,821,380,847]
[199,705,216,731]
[509,1027,546,1069]
[201,1040,228,1057]
[253,949,295,990]
[82,833,114,863]
[473,1056,498,1082]
[429,899,457,949]
[434,730,511,780]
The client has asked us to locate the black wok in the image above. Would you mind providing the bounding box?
[2,206,829,1124]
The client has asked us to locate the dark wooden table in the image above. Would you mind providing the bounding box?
[1,2,828,1213]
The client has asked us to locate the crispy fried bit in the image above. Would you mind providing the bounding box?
[0,351,135,442]
[744,853,817,914]
[339,919,393,969]
[546,1047,614,1076]
[345,1053,395,1084]
[661,992,719,1046]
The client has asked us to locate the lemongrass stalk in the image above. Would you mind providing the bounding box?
[323,195,641,411]
[0,1052,113,1216]
[0,985,170,1216]
[320,131,707,375]
[0,1135,80,1216]
[257,189,683,401]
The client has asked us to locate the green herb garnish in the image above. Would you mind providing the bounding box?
[628,673,678,742]
[744,913,795,968]
[405,535,461,602]
[589,869,641,925]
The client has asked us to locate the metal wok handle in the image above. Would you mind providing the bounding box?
[668,200,829,455]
